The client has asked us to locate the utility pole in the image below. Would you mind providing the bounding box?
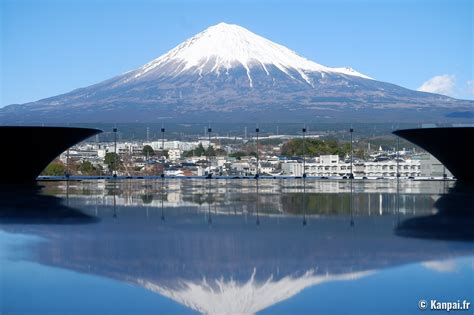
[255,126,260,178]
[350,128,354,179]
[396,136,400,178]
[256,177,260,225]
[302,177,307,226]
[160,125,166,222]
[161,126,165,177]
[113,127,117,177]
[66,149,70,179]
[207,126,212,178]
[350,177,354,227]
[302,126,307,178]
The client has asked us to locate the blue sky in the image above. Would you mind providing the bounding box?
[1,0,473,107]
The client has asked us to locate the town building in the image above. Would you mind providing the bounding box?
[418,153,453,178]
[168,149,181,161]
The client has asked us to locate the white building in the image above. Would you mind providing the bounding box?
[212,156,227,168]
[259,162,275,174]
[168,149,181,161]
[418,153,452,177]
[145,140,211,151]
[281,154,421,178]
[319,155,339,165]
[97,149,107,159]
[281,162,304,176]
[362,160,420,177]
[231,161,255,175]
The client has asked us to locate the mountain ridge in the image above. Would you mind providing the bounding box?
[1,22,472,123]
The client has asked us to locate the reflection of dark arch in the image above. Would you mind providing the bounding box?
[0,184,98,224]
[395,182,474,241]
[0,126,101,183]
[393,127,474,181]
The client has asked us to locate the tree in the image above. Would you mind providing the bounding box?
[78,161,101,176]
[229,151,247,159]
[195,143,206,156]
[42,160,66,176]
[205,145,216,157]
[141,194,153,204]
[142,145,155,156]
[183,143,206,157]
[354,148,365,160]
[158,149,169,159]
[281,139,350,158]
[104,152,121,172]
[215,148,227,156]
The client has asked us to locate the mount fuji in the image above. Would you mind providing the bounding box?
[1,22,472,123]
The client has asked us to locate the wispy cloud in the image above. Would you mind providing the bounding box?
[467,80,473,96]
[417,74,456,96]
[422,259,457,273]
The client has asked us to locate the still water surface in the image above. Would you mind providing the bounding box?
[1,179,473,314]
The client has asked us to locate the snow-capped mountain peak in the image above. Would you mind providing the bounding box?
[4,22,469,124]
[137,269,374,315]
[130,22,372,85]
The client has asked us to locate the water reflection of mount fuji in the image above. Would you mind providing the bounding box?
[1,179,473,314]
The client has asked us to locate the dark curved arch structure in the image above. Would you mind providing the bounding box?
[0,126,101,183]
[393,127,474,181]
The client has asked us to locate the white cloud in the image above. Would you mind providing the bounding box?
[422,259,457,273]
[417,74,456,96]
[467,80,473,95]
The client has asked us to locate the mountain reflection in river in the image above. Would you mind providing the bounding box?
[1,179,473,315]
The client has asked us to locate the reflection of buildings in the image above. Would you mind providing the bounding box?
[1,179,473,314]
[40,179,449,216]
[2,208,473,314]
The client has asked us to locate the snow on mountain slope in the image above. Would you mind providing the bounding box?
[138,269,374,315]
[124,22,372,87]
[1,22,472,123]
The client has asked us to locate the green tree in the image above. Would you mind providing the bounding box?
[158,149,169,159]
[78,161,101,176]
[183,143,206,157]
[281,139,350,158]
[249,151,258,158]
[42,160,66,176]
[141,194,153,204]
[196,143,206,156]
[205,145,216,157]
[229,151,247,159]
[142,145,155,156]
[215,148,227,156]
[104,152,121,172]
[354,148,365,159]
